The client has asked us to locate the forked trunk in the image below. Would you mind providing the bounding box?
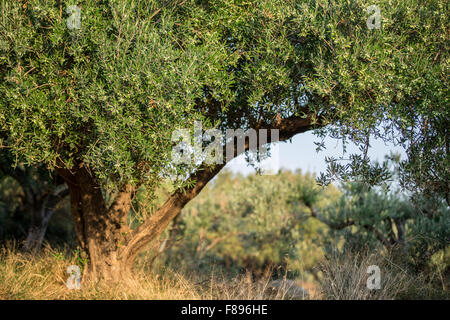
[57,164,217,284]
[55,116,318,284]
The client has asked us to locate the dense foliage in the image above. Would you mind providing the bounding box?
[164,170,338,279]
[0,0,447,283]
[0,0,447,194]
[161,169,448,283]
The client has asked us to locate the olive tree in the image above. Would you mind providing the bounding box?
[0,150,68,252]
[0,0,447,282]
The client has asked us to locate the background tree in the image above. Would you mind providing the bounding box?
[164,170,338,281]
[0,150,69,252]
[0,0,447,282]
[293,161,450,282]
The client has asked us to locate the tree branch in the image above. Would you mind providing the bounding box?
[306,203,392,247]
[121,113,324,263]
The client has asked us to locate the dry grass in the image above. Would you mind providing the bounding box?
[1,244,446,300]
[318,249,446,300]
[0,244,298,300]
[197,271,301,300]
[0,244,203,300]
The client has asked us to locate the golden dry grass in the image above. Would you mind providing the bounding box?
[318,250,448,300]
[0,244,446,300]
[0,244,296,300]
[0,244,204,300]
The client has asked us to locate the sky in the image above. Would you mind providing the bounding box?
[225,131,406,177]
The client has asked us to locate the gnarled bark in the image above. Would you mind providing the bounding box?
[56,166,134,282]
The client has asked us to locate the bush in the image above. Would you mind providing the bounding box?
[163,170,338,280]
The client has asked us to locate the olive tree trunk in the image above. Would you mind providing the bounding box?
[56,115,321,284]
[57,166,135,282]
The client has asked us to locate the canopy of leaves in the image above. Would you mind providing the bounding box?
[0,0,447,195]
